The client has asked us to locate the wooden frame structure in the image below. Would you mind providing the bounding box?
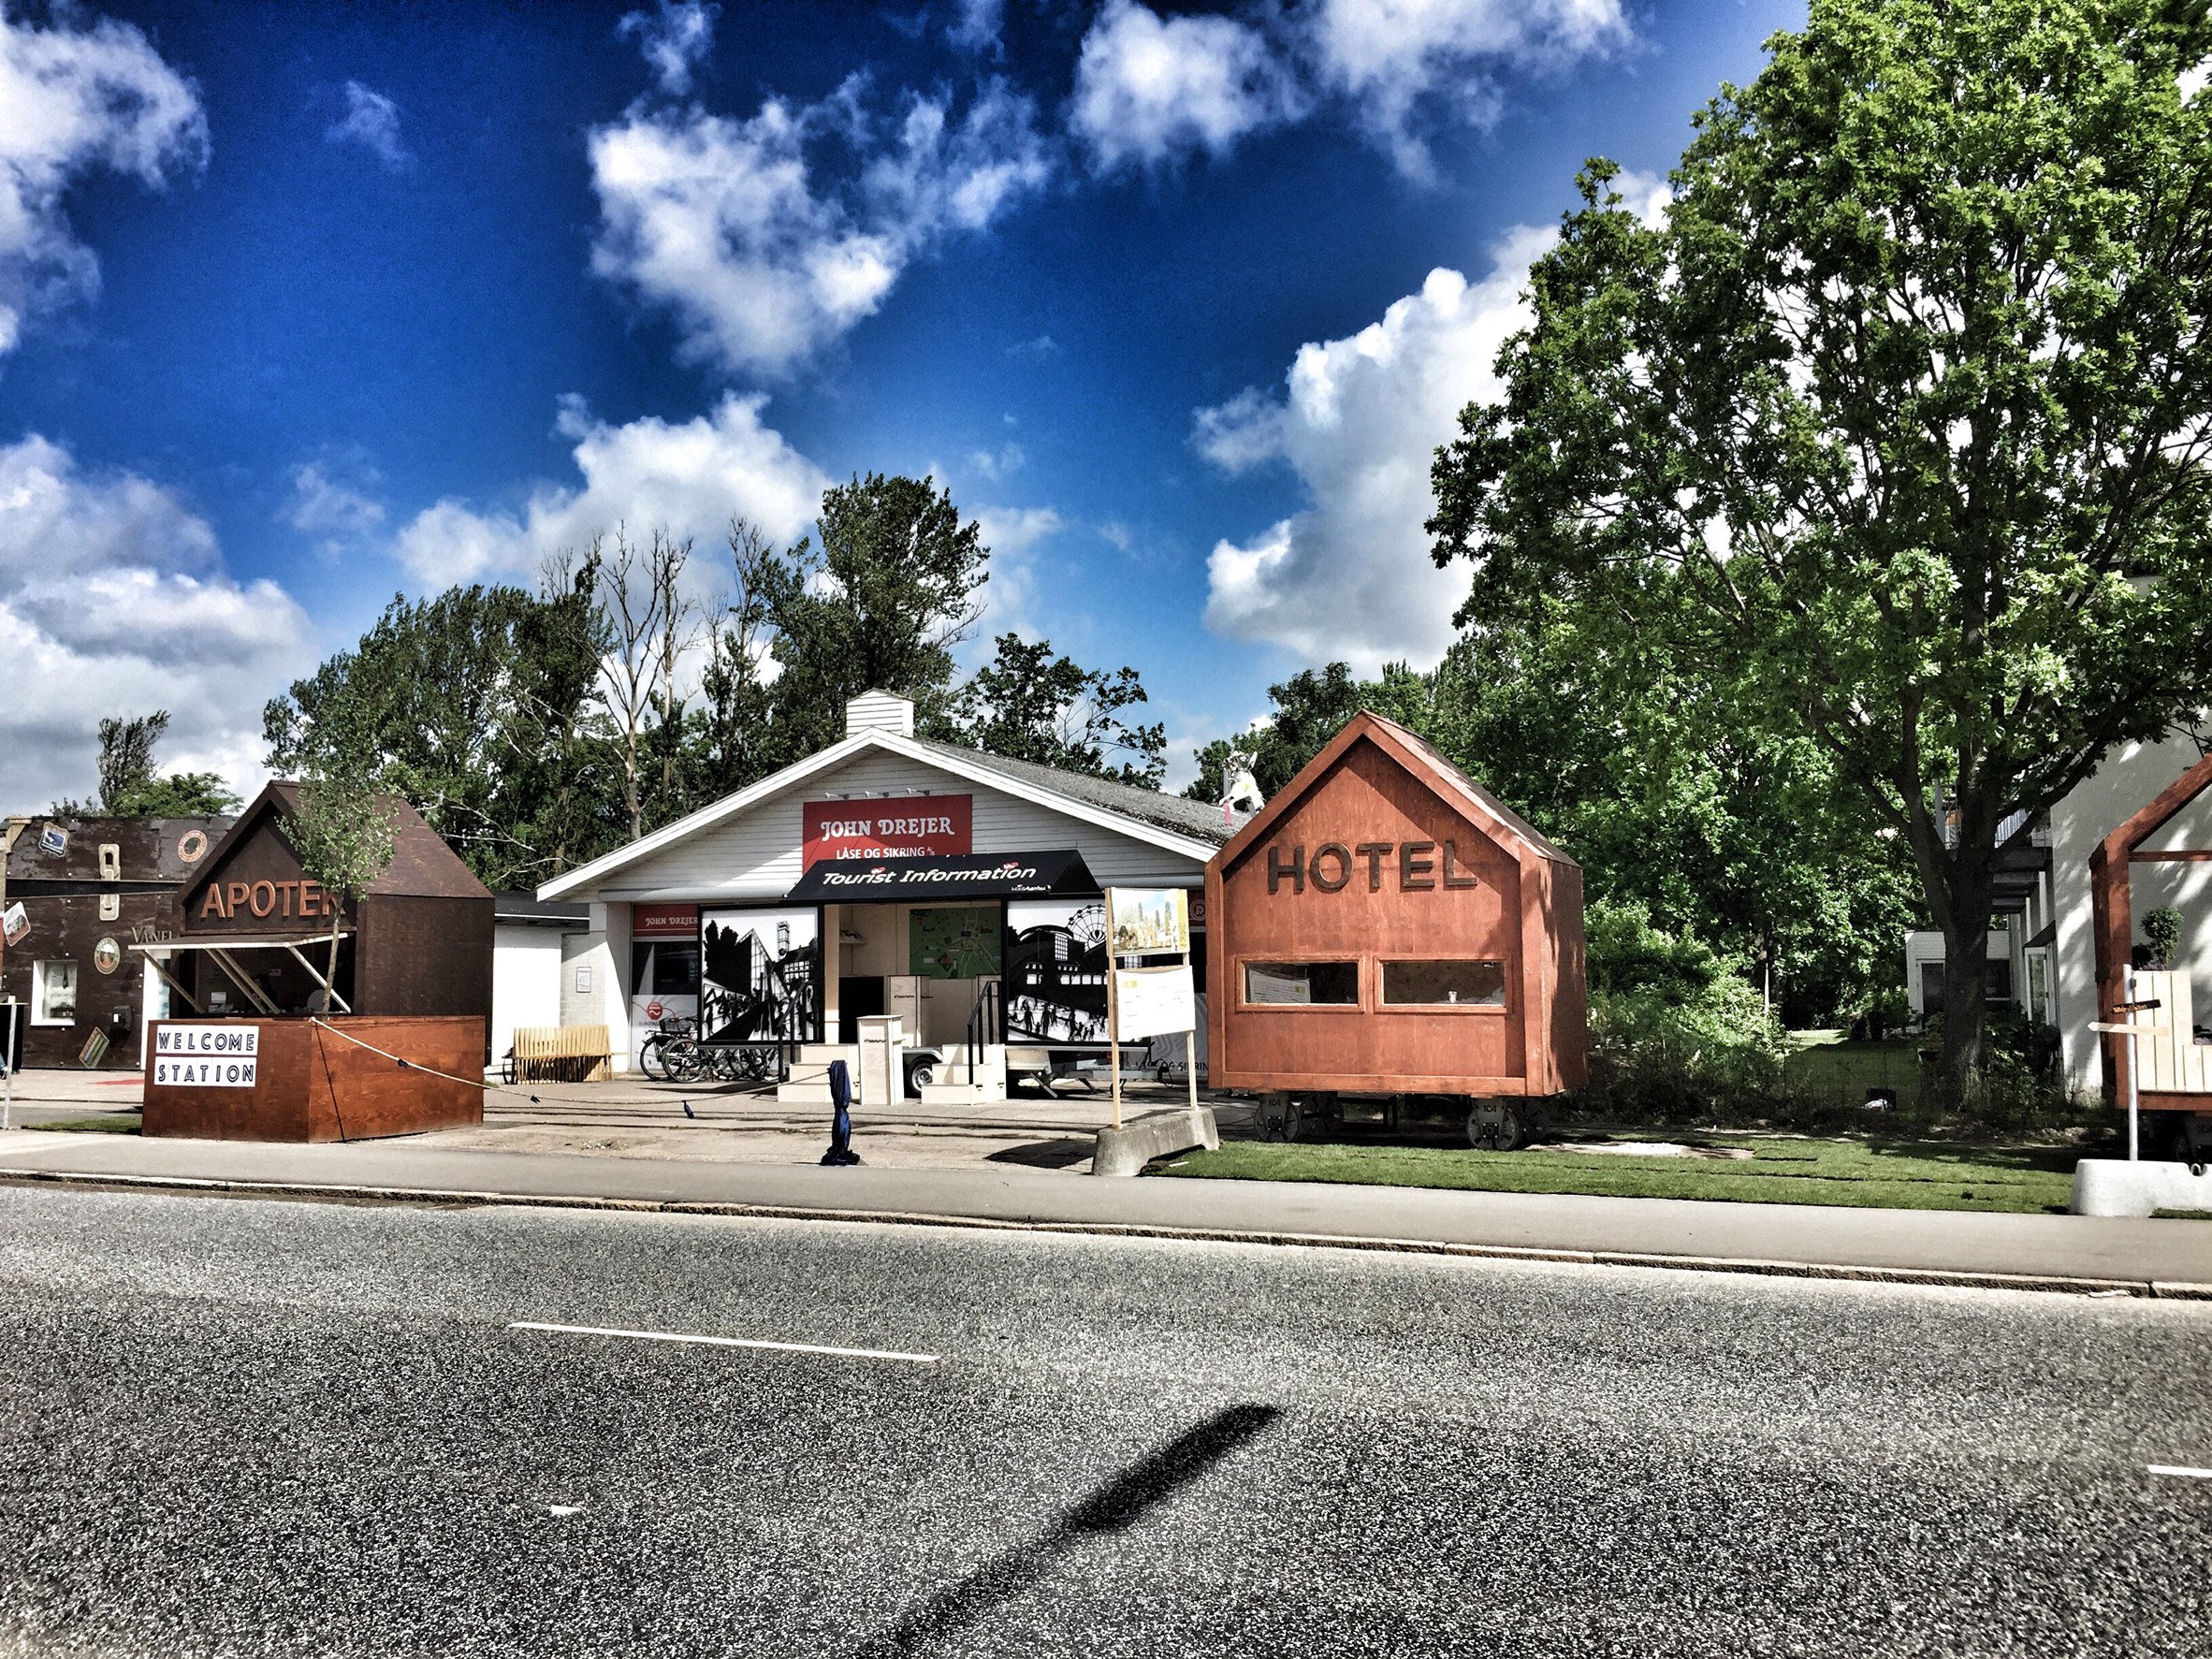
[1205,712,1586,1100]
[2090,749,2212,1112]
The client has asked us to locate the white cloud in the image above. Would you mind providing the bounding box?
[589,75,1049,377]
[1308,0,1630,175]
[283,461,386,560]
[0,435,311,809]
[969,440,1025,482]
[1070,0,1628,181]
[1191,385,1284,473]
[1070,0,1302,172]
[0,4,206,355]
[325,80,411,171]
[949,0,1003,57]
[968,503,1065,646]
[1199,229,1553,670]
[618,0,719,96]
[391,392,833,588]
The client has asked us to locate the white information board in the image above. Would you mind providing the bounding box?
[1113,965,1195,1041]
[150,1023,259,1089]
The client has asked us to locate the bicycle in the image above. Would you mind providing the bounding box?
[637,1016,699,1083]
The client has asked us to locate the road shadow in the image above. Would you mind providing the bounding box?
[852,1403,1281,1657]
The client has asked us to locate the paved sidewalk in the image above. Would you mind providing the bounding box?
[2,1126,2208,1293]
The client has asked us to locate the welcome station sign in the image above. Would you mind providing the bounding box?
[150,1023,259,1088]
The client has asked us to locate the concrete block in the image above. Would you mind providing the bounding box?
[1090,1107,1219,1178]
[2070,1157,2212,1217]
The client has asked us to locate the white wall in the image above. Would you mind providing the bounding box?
[560,901,633,1072]
[492,925,565,1070]
[569,748,1210,902]
[2051,733,2212,1092]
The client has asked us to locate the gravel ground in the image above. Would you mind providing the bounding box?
[0,1186,2207,1657]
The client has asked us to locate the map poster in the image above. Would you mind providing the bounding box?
[1113,964,1196,1041]
[908,906,1001,980]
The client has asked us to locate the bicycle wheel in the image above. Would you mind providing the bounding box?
[637,1034,670,1082]
[663,1038,705,1083]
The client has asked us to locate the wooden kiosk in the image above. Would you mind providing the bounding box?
[139,782,493,1142]
[1205,712,1586,1147]
[2090,749,2212,1155]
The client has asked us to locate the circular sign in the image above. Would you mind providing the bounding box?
[176,829,209,864]
[93,937,122,975]
[646,1000,665,1022]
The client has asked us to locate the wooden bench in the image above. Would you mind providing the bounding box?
[511,1025,613,1084]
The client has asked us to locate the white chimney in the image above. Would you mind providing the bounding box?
[845,691,916,739]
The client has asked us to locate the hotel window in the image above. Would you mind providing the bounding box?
[1243,961,1359,1005]
[1382,960,1506,1006]
[32,960,78,1026]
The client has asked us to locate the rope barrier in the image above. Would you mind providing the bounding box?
[308,1018,547,1103]
[306,1018,699,1119]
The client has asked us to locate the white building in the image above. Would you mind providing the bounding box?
[1903,728,2212,1098]
[538,692,1233,1096]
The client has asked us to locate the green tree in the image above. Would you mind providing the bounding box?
[52,710,243,816]
[943,633,1167,786]
[284,760,400,1011]
[1430,0,2212,1098]
[691,518,779,804]
[761,473,987,761]
[264,562,610,889]
[1188,645,1915,1024]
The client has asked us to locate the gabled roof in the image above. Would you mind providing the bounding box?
[539,728,1237,902]
[181,781,491,913]
[1212,710,1576,874]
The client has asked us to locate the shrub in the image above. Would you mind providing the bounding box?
[2144,907,2182,967]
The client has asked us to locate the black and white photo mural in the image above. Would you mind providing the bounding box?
[700,908,821,1045]
[1003,898,1108,1044]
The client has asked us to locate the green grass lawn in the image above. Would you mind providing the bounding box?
[24,1113,142,1134]
[1157,1133,2077,1214]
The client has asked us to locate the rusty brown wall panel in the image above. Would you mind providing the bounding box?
[1208,724,1584,1099]
[142,1015,483,1141]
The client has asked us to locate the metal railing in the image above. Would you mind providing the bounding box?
[966,980,1001,1076]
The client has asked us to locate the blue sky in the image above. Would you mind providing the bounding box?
[0,0,1806,808]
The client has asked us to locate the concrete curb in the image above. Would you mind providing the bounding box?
[3,1164,2203,1300]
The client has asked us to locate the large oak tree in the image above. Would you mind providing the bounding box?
[1431,0,2212,1098]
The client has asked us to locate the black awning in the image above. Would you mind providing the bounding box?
[787,849,1099,904]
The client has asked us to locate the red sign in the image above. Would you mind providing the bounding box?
[803,794,972,867]
[632,903,697,939]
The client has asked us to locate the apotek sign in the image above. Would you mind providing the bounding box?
[150,1023,259,1088]
[803,794,971,867]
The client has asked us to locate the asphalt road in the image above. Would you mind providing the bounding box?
[0,1188,2207,1658]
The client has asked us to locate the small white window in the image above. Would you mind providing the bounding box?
[32,960,78,1026]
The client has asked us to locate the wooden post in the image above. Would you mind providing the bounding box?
[1183,895,1198,1116]
[1105,889,1122,1131]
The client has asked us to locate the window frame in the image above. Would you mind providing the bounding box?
[1232,957,1365,1012]
[1374,957,1511,1014]
[31,958,79,1026]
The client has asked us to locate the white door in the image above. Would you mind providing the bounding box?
[492,926,564,1070]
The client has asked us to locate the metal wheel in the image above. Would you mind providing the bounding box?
[738,1045,772,1082]
[910,1062,936,1090]
[1253,1092,1302,1142]
[664,1038,706,1083]
[1465,1099,1526,1152]
[636,1035,669,1082]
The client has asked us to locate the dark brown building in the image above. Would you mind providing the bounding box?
[169,783,496,1058]
[2,813,233,1069]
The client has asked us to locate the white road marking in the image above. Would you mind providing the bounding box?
[509,1320,939,1365]
[548,1505,583,1518]
[2147,1463,2212,1479]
